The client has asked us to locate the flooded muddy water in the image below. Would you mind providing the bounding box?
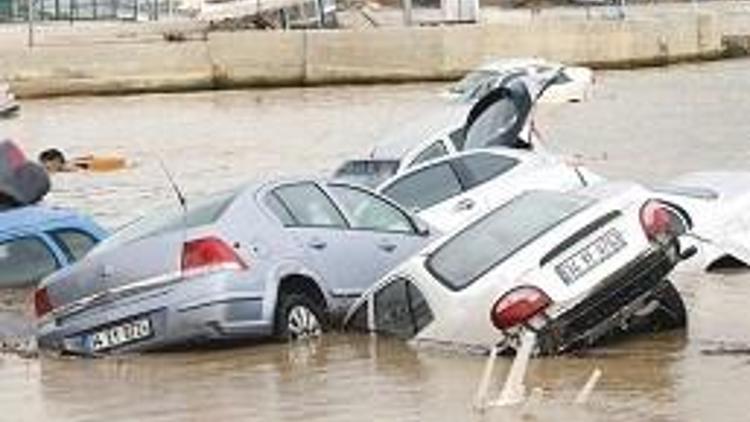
[2,58,750,421]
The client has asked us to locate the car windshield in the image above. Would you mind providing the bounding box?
[426,191,592,290]
[95,190,238,252]
[449,70,497,95]
[333,159,401,188]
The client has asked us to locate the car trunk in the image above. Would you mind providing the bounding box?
[42,230,186,315]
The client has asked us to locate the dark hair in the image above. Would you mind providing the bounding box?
[38,148,66,164]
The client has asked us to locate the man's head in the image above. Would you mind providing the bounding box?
[38,148,67,173]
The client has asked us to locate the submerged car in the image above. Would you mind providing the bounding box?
[35,178,435,355]
[447,57,594,104]
[1,82,19,118]
[0,140,104,288]
[345,183,692,355]
[0,206,107,288]
[376,148,599,232]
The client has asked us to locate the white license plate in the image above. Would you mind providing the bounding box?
[556,229,626,284]
[88,318,152,352]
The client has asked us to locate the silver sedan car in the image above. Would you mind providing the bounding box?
[34,178,435,355]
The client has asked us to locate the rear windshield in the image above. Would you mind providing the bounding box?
[96,191,238,251]
[333,159,400,188]
[426,191,592,290]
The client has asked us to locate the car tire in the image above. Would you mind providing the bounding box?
[274,293,327,341]
[627,279,687,333]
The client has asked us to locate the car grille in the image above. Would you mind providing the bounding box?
[537,246,676,354]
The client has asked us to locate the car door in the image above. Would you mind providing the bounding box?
[452,151,523,213]
[379,160,487,231]
[269,182,384,307]
[345,277,434,340]
[324,183,429,277]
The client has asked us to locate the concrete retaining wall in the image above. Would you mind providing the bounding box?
[0,12,726,97]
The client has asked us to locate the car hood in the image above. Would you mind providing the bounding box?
[461,70,562,150]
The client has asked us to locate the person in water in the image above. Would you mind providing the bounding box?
[38,148,126,173]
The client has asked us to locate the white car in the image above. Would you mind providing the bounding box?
[651,171,750,271]
[344,182,692,355]
[376,148,599,232]
[0,82,19,118]
[447,57,594,104]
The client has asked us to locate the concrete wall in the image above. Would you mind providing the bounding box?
[0,12,725,97]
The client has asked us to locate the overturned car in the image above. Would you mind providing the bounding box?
[345,182,692,355]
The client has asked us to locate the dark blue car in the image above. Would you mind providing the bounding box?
[0,206,107,288]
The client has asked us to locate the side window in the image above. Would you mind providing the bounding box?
[272,183,347,228]
[264,193,296,226]
[49,229,98,262]
[381,162,463,212]
[328,185,414,234]
[457,152,519,189]
[448,128,465,151]
[409,141,449,168]
[0,237,59,287]
[373,277,433,339]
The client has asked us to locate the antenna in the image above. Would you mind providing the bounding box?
[156,156,187,213]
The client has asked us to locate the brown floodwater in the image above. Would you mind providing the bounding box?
[2,58,750,422]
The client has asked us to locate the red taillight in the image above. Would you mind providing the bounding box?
[491,286,551,331]
[34,287,53,318]
[181,237,247,274]
[640,200,672,242]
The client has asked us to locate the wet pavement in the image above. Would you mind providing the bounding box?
[1,58,750,421]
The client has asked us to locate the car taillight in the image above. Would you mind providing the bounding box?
[491,286,551,331]
[34,287,53,318]
[640,200,672,242]
[181,237,247,274]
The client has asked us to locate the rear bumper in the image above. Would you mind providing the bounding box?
[37,272,274,355]
[536,243,680,355]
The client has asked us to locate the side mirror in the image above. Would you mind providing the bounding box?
[413,218,431,237]
[680,245,698,261]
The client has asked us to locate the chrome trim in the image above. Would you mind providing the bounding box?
[42,264,242,323]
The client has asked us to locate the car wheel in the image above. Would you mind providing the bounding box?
[627,279,687,333]
[275,293,326,341]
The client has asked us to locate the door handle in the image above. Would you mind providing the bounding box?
[378,242,397,253]
[308,238,327,250]
[453,198,476,212]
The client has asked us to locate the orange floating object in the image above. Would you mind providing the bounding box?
[72,156,127,172]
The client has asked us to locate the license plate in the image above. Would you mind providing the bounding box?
[87,318,152,352]
[556,229,626,284]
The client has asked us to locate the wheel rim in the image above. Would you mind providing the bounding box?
[287,305,322,339]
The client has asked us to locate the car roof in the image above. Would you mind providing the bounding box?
[0,205,97,236]
[376,147,540,191]
[370,104,470,160]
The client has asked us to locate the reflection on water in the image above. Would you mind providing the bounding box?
[1,59,750,421]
